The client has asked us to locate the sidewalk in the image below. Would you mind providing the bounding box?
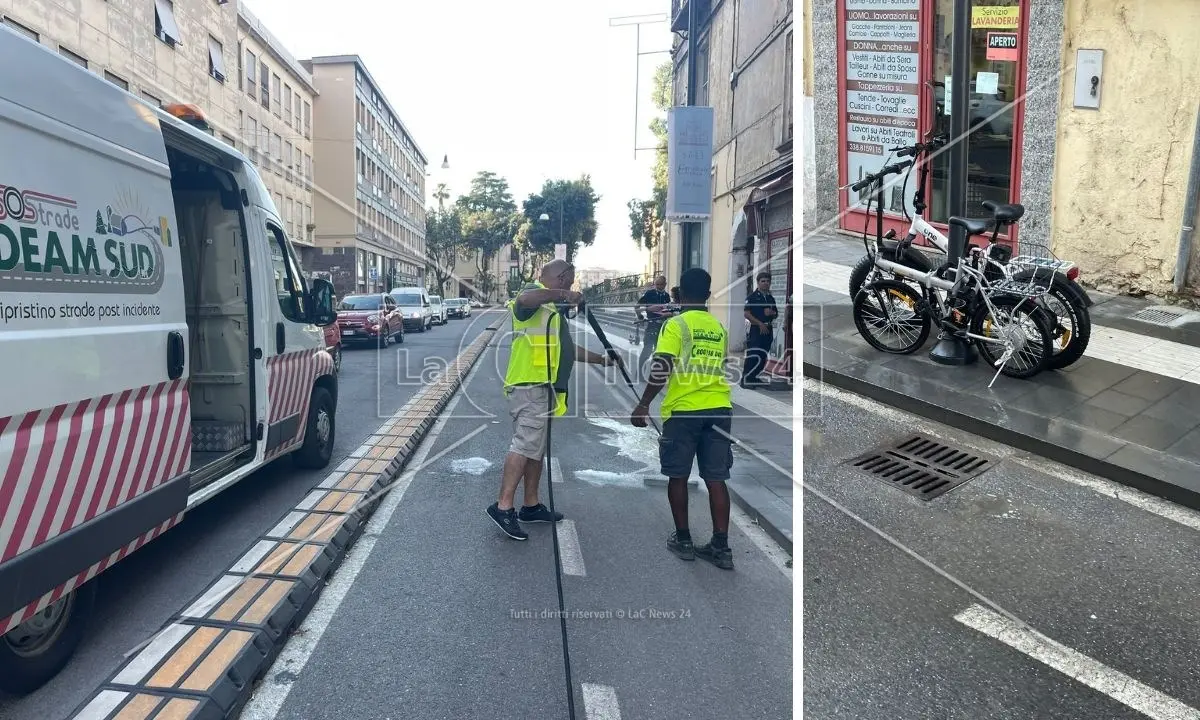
[580,312,795,553]
[802,232,1200,509]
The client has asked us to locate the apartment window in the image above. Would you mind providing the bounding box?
[272,132,282,161]
[236,42,242,91]
[208,36,226,82]
[271,73,281,116]
[245,50,257,99]
[304,152,312,180]
[305,203,312,233]
[247,117,257,151]
[154,0,181,47]
[697,36,709,106]
[781,30,793,146]
[2,16,39,42]
[141,90,161,107]
[294,95,302,133]
[285,141,293,169]
[259,62,269,109]
[58,46,87,68]
[286,198,294,236]
[283,84,292,126]
[104,71,129,90]
[221,133,236,148]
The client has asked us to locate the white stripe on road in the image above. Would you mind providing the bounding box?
[554,519,587,576]
[954,604,1200,720]
[804,255,1200,384]
[551,456,563,483]
[581,683,623,720]
[242,388,478,720]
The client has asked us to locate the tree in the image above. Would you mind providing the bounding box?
[627,61,672,251]
[456,171,516,214]
[520,176,600,263]
[454,171,523,300]
[425,206,465,297]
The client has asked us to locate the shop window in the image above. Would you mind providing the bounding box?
[928,0,1022,223]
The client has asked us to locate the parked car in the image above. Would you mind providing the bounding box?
[336,293,404,347]
[428,295,448,325]
[390,287,434,332]
[323,321,343,373]
[444,298,471,318]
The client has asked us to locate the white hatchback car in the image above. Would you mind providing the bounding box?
[428,295,448,325]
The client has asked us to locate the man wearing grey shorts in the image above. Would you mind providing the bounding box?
[486,260,618,541]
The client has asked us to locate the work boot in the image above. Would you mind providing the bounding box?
[667,531,695,561]
[518,503,564,523]
[487,503,528,540]
[695,542,734,570]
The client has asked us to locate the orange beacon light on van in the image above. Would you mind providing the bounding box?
[162,103,213,133]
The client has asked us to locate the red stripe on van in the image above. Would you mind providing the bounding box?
[59,393,114,538]
[30,399,91,550]
[106,386,151,511]
[3,405,68,562]
[85,389,132,522]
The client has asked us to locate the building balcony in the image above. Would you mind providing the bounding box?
[670,0,711,33]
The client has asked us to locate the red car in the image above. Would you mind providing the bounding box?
[335,293,405,349]
[323,322,343,374]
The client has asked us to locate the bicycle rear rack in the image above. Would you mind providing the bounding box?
[989,280,1049,298]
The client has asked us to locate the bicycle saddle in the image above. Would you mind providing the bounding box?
[982,200,1025,223]
[948,215,994,237]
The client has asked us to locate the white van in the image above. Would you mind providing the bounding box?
[389,286,433,332]
[0,29,339,693]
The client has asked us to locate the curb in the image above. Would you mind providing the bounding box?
[725,481,793,556]
[68,323,503,720]
[802,359,1200,511]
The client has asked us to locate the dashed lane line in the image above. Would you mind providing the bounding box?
[955,604,1200,720]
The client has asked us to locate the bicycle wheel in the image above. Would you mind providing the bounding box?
[848,247,934,298]
[969,293,1055,379]
[852,279,931,354]
[1009,270,1091,370]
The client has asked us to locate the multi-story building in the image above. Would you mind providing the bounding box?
[654,0,794,375]
[451,245,520,303]
[0,0,240,137]
[0,0,318,265]
[304,55,428,295]
[235,3,317,262]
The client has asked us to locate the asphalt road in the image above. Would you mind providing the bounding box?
[241,322,794,720]
[0,312,500,720]
[803,379,1200,719]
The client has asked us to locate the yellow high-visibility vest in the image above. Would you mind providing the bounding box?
[504,281,567,416]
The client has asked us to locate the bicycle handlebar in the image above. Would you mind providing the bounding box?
[889,134,949,158]
[849,160,914,192]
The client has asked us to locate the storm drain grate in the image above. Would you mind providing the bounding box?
[1131,307,1188,326]
[846,435,996,500]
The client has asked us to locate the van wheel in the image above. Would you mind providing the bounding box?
[0,582,97,695]
[294,387,335,469]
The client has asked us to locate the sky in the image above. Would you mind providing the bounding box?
[243,0,673,273]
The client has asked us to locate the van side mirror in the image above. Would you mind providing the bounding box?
[309,277,337,326]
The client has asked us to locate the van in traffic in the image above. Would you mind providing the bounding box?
[0,28,340,693]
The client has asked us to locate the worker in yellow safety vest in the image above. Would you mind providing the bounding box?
[486,259,620,541]
[631,267,737,570]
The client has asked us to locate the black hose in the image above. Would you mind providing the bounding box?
[543,308,576,720]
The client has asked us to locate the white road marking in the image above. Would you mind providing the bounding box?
[554,519,587,576]
[730,502,792,579]
[112,623,192,684]
[449,457,492,475]
[581,683,623,720]
[72,690,128,720]
[954,604,1200,720]
[551,455,563,483]
[242,387,477,720]
[804,254,1200,383]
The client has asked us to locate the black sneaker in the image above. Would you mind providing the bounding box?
[519,503,564,523]
[667,532,695,561]
[696,542,734,570]
[487,503,528,540]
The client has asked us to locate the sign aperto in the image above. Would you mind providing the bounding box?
[986,32,1019,62]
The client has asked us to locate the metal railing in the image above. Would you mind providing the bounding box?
[581,273,654,308]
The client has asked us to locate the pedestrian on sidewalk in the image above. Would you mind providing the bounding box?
[631,268,736,570]
[487,259,620,541]
[742,272,778,387]
[634,275,675,377]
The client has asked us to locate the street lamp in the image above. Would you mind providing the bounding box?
[538,199,565,261]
